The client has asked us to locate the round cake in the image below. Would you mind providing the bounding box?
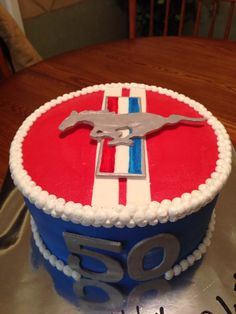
[9,83,232,285]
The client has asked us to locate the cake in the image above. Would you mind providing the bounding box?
[9,83,232,287]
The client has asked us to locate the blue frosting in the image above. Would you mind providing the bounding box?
[128,97,140,113]
[128,138,142,174]
[26,196,217,285]
[128,97,142,174]
[129,138,142,174]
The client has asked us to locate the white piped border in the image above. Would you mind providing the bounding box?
[164,210,215,280]
[10,83,232,227]
[31,211,215,281]
[30,217,81,281]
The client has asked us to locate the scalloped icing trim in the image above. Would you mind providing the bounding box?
[30,210,215,281]
[10,83,232,227]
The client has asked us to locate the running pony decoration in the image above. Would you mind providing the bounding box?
[59,96,205,178]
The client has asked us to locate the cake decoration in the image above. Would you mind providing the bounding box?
[64,231,124,282]
[9,83,231,226]
[63,230,180,282]
[59,101,205,178]
[59,109,205,146]
[9,83,231,287]
[30,210,216,281]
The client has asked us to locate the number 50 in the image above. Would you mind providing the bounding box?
[64,232,180,282]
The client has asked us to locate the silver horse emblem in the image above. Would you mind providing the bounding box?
[59,110,205,146]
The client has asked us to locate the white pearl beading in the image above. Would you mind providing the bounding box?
[164,210,215,280]
[10,83,232,227]
[31,210,215,281]
[30,217,81,281]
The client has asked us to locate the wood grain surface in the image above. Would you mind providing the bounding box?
[0,37,235,187]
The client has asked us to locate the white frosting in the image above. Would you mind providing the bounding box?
[9,83,232,227]
[114,97,129,174]
[31,210,215,281]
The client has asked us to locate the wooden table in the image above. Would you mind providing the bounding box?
[0,37,236,187]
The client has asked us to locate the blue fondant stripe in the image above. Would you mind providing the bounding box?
[128,97,142,174]
[129,138,142,174]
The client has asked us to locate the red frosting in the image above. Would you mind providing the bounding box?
[22,89,218,204]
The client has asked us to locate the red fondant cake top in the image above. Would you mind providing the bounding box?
[22,86,218,206]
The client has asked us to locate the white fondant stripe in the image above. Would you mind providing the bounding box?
[126,87,151,206]
[114,97,129,174]
[31,210,215,282]
[91,87,122,207]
